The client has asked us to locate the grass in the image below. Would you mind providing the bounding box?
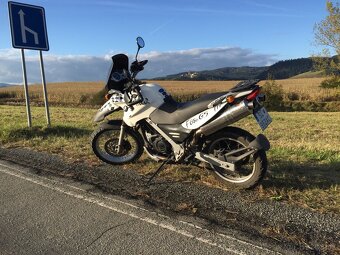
[290,71,325,79]
[0,105,339,214]
[0,78,339,109]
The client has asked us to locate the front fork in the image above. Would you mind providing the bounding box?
[116,123,126,154]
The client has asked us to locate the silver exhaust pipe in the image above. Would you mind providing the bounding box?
[197,100,253,136]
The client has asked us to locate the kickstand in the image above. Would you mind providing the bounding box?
[147,157,172,185]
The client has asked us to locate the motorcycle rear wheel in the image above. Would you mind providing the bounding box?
[91,125,143,165]
[205,127,267,189]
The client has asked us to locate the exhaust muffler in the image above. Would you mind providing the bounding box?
[197,100,252,136]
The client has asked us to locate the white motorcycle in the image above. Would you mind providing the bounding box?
[91,37,272,189]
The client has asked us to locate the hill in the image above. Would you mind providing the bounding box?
[258,58,314,79]
[154,57,327,81]
[0,83,16,88]
[290,70,325,79]
[156,66,268,81]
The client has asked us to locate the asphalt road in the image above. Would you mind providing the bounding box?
[0,160,301,255]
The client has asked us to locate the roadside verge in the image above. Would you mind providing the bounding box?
[0,147,339,254]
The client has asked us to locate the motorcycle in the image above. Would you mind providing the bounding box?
[91,37,272,189]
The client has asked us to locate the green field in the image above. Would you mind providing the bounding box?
[0,105,339,214]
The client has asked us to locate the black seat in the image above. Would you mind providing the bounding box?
[150,92,226,125]
[229,80,259,92]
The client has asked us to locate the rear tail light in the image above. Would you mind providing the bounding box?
[246,89,260,101]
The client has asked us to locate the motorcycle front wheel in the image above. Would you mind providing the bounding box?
[91,125,143,165]
[205,127,267,189]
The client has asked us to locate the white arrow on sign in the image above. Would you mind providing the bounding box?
[18,9,39,45]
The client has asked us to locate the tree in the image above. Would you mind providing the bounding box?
[315,1,340,55]
[313,0,340,87]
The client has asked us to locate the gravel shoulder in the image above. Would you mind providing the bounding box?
[0,147,339,254]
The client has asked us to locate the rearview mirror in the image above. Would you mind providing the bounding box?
[136,37,145,48]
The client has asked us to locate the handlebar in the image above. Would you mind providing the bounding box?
[130,60,148,75]
[122,59,148,107]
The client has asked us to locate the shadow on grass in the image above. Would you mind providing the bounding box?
[8,125,92,140]
[138,158,340,191]
[263,160,340,190]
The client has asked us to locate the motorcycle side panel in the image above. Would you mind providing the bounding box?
[158,124,192,143]
[123,83,169,126]
[181,103,227,130]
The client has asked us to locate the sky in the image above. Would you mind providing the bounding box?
[0,0,329,84]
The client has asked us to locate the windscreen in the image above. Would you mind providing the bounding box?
[105,54,129,92]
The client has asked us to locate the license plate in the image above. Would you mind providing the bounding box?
[254,107,272,131]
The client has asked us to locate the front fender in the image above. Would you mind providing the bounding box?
[93,100,121,122]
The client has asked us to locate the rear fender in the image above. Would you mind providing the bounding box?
[249,134,270,151]
[204,126,270,152]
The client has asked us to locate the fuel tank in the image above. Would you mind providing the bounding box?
[123,83,170,126]
[141,83,169,106]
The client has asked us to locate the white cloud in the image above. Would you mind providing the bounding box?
[0,47,277,84]
[0,51,110,84]
[140,47,277,78]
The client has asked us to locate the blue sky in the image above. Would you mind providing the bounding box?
[0,0,329,83]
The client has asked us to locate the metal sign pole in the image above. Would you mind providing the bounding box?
[9,2,50,128]
[20,49,32,128]
[39,50,51,126]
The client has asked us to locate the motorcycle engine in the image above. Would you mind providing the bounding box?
[152,136,172,155]
[144,124,172,156]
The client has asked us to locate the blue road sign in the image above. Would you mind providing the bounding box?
[8,1,49,51]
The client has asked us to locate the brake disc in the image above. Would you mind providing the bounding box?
[104,139,132,156]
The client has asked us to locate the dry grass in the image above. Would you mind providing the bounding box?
[155,80,236,94]
[266,78,339,102]
[0,78,338,106]
[0,81,104,105]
